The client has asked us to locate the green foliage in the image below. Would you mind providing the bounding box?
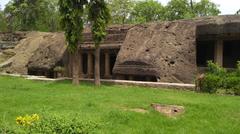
[237,61,240,75]
[54,66,65,72]
[201,74,221,93]
[199,61,240,95]
[131,0,164,23]
[2,0,221,31]
[164,0,220,20]
[37,0,61,32]
[59,0,87,53]
[165,0,193,20]
[0,9,7,32]
[193,0,220,17]
[4,0,61,32]
[206,61,226,76]
[0,123,17,134]
[22,114,99,134]
[1,113,99,133]
[88,0,111,46]
[1,76,240,133]
[107,0,134,24]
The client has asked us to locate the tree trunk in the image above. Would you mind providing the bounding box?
[94,46,101,86]
[72,51,80,85]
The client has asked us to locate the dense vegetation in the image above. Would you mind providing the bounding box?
[0,0,222,32]
[199,61,240,95]
[0,76,240,133]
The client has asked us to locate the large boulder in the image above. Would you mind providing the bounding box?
[113,21,197,83]
[28,32,66,71]
[1,32,66,74]
[113,15,240,83]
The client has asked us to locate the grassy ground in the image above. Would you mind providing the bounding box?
[0,76,240,134]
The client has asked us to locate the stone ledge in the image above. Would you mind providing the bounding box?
[0,73,195,90]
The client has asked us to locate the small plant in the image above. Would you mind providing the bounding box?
[53,66,65,73]
[16,114,40,126]
[54,66,65,78]
[200,74,221,93]
[198,61,240,95]
[236,61,240,76]
[207,61,226,76]
[15,113,99,133]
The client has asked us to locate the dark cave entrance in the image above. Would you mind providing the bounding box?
[119,75,157,82]
[223,40,240,68]
[196,40,215,67]
[28,68,54,78]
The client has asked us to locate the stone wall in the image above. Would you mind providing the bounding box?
[0,32,27,50]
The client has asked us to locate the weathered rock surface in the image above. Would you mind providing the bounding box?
[113,15,240,83]
[0,32,26,50]
[1,32,66,74]
[114,21,197,83]
[28,32,66,71]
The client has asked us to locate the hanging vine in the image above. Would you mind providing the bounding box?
[88,0,111,47]
[58,0,88,53]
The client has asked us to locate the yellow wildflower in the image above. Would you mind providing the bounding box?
[16,114,40,126]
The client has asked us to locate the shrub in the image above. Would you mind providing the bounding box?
[222,76,240,89]
[16,113,99,134]
[206,61,226,76]
[236,61,240,76]
[54,66,65,73]
[198,61,240,95]
[233,86,240,95]
[200,74,221,93]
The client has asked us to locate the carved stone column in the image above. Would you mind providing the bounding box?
[214,40,223,67]
[87,52,94,78]
[104,52,111,79]
[79,52,84,78]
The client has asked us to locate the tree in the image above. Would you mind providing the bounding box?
[59,0,87,85]
[0,5,7,31]
[88,0,110,86]
[4,0,61,32]
[236,9,240,15]
[107,0,134,24]
[165,0,193,20]
[193,0,220,17]
[164,0,220,21]
[131,0,164,23]
[4,0,43,31]
[37,0,61,32]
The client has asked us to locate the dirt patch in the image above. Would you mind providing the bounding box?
[151,103,184,117]
[127,108,149,114]
[116,105,149,114]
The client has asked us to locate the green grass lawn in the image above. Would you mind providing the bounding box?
[0,76,240,134]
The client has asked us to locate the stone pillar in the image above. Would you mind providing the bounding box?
[79,53,84,78]
[87,52,94,78]
[214,40,223,67]
[104,52,111,79]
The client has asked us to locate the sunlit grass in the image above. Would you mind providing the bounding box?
[0,76,240,134]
